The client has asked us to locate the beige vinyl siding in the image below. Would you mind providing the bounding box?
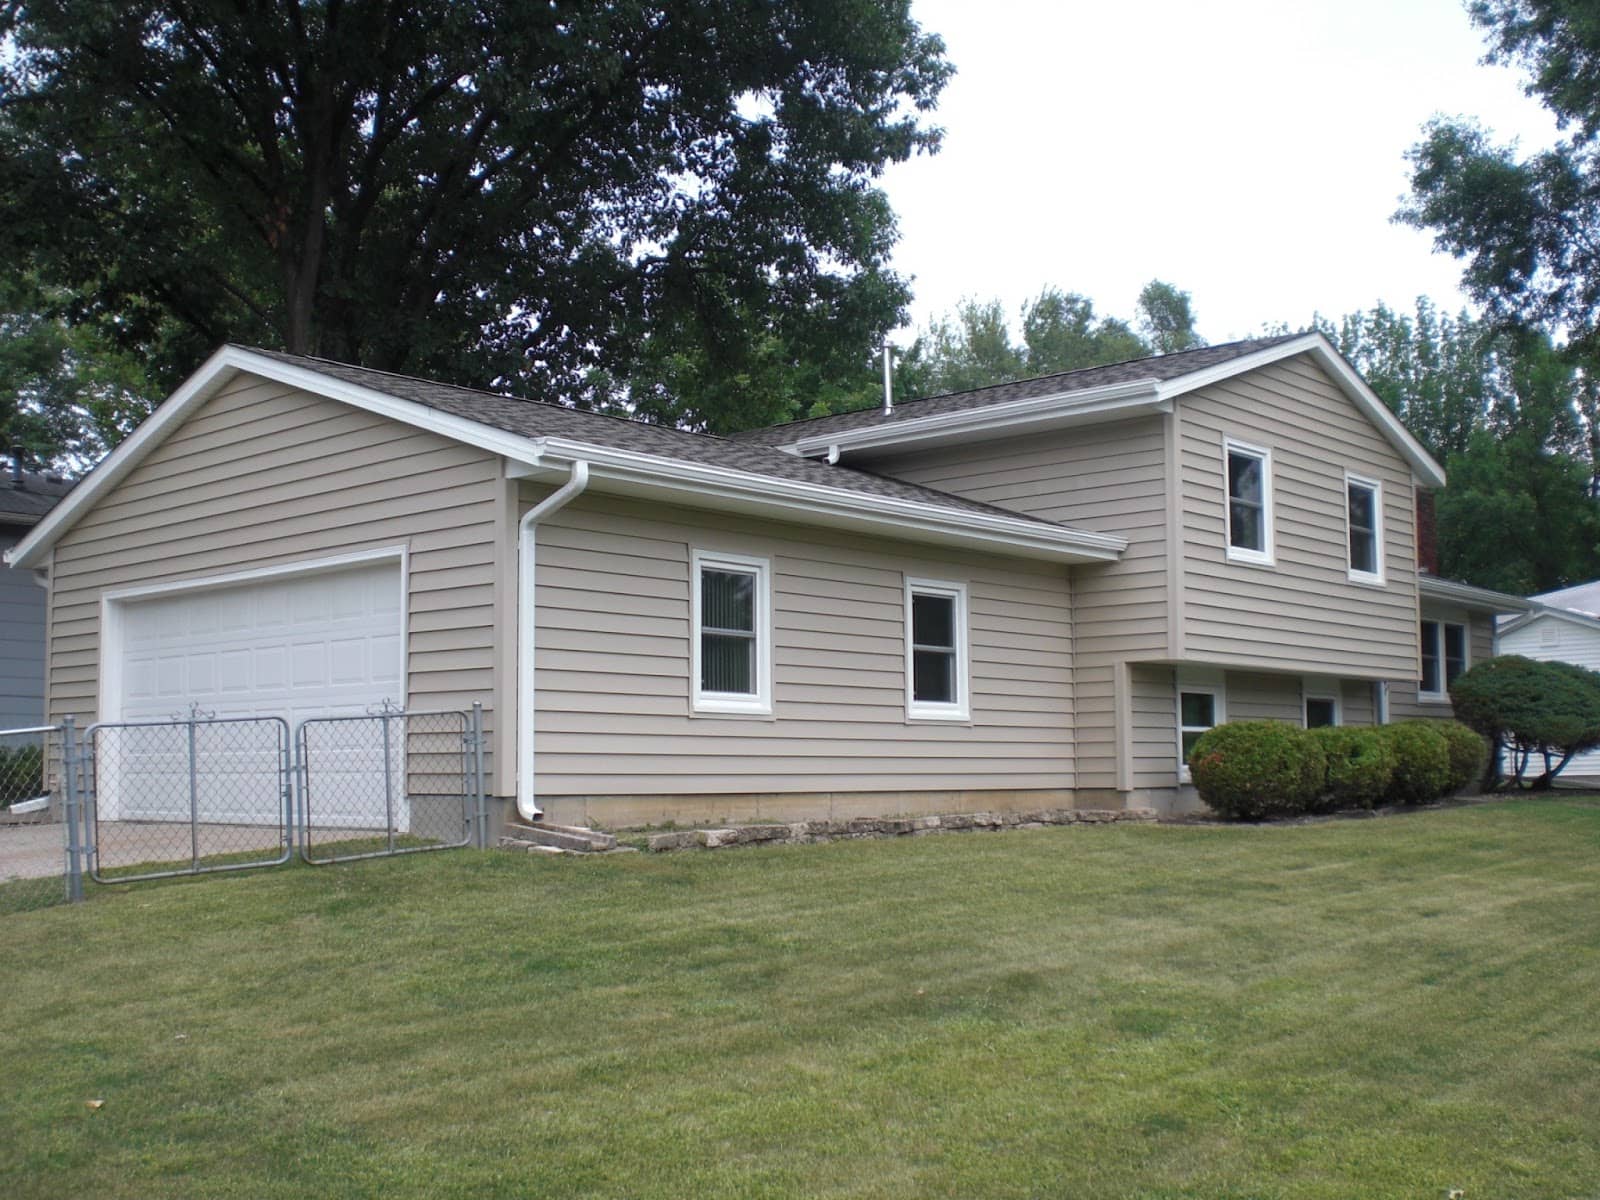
[1388,604,1494,721]
[1178,355,1419,678]
[531,489,1074,797]
[1224,671,1303,723]
[1341,679,1377,725]
[1131,664,1179,789]
[860,418,1168,788]
[46,375,503,768]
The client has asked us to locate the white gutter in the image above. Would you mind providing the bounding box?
[516,460,590,821]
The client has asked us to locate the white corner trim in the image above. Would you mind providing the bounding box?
[1222,437,1274,567]
[1344,470,1385,587]
[689,549,774,717]
[96,545,409,725]
[904,577,971,722]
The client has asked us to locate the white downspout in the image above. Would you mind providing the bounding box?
[516,461,590,821]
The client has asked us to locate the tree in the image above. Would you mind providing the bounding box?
[1135,279,1203,355]
[0,276,156,472]
[0,1,951,432]
[1449,654,1600,788]
[1399,3,1600,365]
[894,283,1196,400]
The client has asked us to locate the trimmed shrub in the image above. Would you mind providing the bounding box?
[1432,720,1489,796]
[1188,721,1327,820]
[1449,655,1600,788]
[1376,722,1451,805]
[1308,726,1394,811]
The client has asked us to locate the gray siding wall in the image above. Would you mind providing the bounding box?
[1178,355,1420,678]
[45,375,504,768]
[0,527,47,728]
[531,489,1075,800]
[1388,604,1494,721]
[860,418,1168,789]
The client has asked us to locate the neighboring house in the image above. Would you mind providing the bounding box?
[1,334,1526,822]
[0,463,72,729]
[1497,583,1600,774]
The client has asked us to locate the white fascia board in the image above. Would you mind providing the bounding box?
[1419,575,1533,613]
[786,380,1166,458]
[6,345,551,569]
[1497,605,1596,637]
[510,439,1127,563]
[1154,333,1448,489]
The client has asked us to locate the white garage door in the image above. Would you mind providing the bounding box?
[107,560,404,825]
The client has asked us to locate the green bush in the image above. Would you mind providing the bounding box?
[1431,720,1489,795]
[1188,721,1327,820]
[1308,726,1394,811]
[1376,722,1452,805]
[1449,655,1600,788]
[0,744,45,806]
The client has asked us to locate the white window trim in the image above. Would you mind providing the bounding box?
[1345,471,1385,586]
[1418,617,1467,705]
[1176,671,1226,783]
[691,549,772,716]
[905,578,970,722]
[1302,679,1341,728]
[1223,437,1274,566]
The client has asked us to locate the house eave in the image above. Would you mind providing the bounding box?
[509,442,1127,564]
[787,381,1168,459]
[1419,575,1532,614]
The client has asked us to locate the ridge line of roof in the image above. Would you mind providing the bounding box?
[742,332,1309,440]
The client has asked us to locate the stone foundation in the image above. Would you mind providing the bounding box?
[644,807,1157,852]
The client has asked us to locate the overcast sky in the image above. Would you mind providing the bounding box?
[880,0,1562,345]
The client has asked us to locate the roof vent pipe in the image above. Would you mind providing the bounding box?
[881,343,893,416]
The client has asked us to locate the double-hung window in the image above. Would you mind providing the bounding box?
[906,579,969,720]
[1224,439,1273,564]
[692,551,771,715]
[1346,473,1383,584]
[1419,619,1466,701]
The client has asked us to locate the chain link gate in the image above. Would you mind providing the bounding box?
[0,719,84,913]
[85,714,293,883]
[297,706,486,864]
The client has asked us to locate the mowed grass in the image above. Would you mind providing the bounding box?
[3,801,1598,1199]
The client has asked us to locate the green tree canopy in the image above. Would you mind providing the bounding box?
[0,0,951,433]
[893,282,1200,400]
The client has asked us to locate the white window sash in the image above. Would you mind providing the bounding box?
[1176,673,1226,782]
[691,550,773,716]
[905,578,970,721]
[1345,472,1385,585]
[1223,438,1274,566]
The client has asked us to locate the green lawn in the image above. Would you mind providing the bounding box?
[3,800,1598,1199]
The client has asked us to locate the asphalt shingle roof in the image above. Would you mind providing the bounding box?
[731,335,1307,447]
[0,469,73,525]
[248,349,1076,530]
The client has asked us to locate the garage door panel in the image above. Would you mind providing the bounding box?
[112,560,405,827]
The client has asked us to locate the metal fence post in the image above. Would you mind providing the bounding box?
[471,702,487,849]
[381,711,396,854]
[61,716,83,903]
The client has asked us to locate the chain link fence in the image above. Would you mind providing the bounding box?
[0,723,79,914]
[87,715,291,883]
[298,709,483,863]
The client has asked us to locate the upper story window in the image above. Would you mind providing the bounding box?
[692,550,771,715]
[1346,474,1383,584]
[1224,439,1273,565]
[906,579,969,721]
[1419,619,1467,701]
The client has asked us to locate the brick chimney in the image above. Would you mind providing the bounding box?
[1416,488,1439,576]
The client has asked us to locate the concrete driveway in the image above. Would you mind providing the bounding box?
[0,822,66,880]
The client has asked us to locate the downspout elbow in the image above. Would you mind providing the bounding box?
[517,461,590,821]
